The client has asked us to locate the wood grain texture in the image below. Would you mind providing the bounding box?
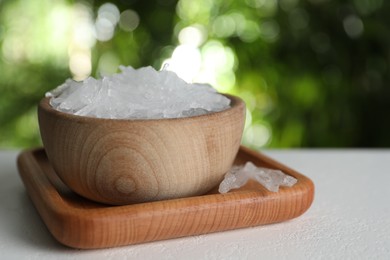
[17,146,314,249]
[38,95,245,205]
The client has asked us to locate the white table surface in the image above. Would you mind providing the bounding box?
[1,149,389,259]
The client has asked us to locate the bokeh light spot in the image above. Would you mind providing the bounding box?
[259,20,280,42]
[239,20,261,42]
[97,52,120,77]
[69,50,92,80]
[2,35,25,63]
[176,0,213,21]
[178,25,206,47]
[98,3,120,25]
[246,0,278,17]
[95,17,115,41]
[230,13,247,36]
[201,41,235,73]
[119,9,140,32]
[343,15,364,38]
[95,3,120,41]
[212,15,236,38]
[243,123,272,148]
[163,45,202,82]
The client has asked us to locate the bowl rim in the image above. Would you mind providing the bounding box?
[39,94,245,123]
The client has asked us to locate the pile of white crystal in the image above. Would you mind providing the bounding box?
[46,66,231,119]
[218,162,297,193]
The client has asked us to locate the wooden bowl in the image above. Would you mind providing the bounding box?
[38,95,245,205]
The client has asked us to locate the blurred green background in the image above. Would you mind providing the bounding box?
[1,0,390,149]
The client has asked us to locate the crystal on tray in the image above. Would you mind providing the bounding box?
[218,162,298,193]
[46,66,231,119]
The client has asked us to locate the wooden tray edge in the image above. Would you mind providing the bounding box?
[17,147,315,249]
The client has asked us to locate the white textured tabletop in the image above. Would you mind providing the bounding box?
[1,149,389,259]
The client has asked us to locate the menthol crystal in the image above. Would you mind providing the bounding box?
[218,162,298,193]
[46,66,231,119]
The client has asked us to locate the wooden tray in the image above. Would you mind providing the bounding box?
[17,146,314,249]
